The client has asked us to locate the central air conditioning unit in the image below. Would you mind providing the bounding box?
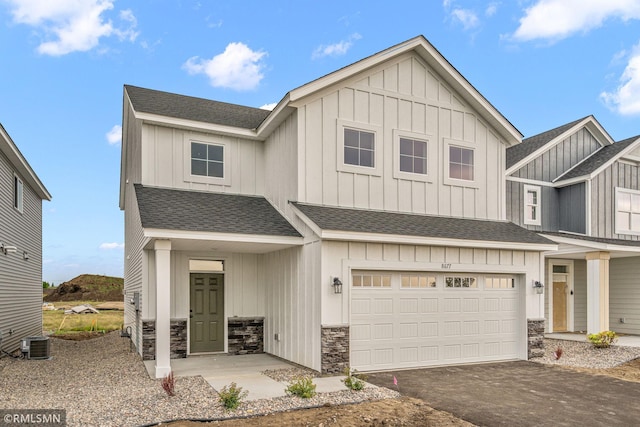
[21,336,50,360]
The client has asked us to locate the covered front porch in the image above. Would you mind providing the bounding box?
[542,232,640,335]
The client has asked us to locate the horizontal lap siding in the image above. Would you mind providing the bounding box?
[610,257,640,334]
[0,150,43,353]
[299,53,504,221]
[591,161,640,240]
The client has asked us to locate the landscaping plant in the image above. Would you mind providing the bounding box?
[218,382,248,410]
[285,376,317,398]
[553,347,563,360]
[342,367,366,391]
[161,371,176,397]
[588,330,618,348]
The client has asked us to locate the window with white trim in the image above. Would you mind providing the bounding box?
[191,142,224,178]
[523,185,541,226]
[352,273,391,288]
[344,128,375,168]
[399,138,427,174]
[449,146,474,181]
[14,175,23,213]
[615,187,640,235]
[445,275,477,288]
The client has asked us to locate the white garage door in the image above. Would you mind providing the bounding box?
[350,271,522,371]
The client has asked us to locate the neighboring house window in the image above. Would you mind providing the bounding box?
[523,185,542,226]
[399,138,427,174]
[191,142,224,178]
[449,146,474,181]
[615,187,640,235]
[14,175,23,213]
[344,128,375,168]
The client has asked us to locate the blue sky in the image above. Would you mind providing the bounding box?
[1,0,639,284]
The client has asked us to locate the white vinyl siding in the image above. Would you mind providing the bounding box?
[523,185,541,226]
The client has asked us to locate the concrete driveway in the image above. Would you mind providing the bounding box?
[367,361,640,427]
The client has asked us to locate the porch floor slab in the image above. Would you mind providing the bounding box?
[546,332,640,347]
[143,353,347,401]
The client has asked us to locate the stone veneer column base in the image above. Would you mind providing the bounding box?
[321,325,349,375]
[228,317,264,355]
[527,318,545,359]
[141,319,187,360]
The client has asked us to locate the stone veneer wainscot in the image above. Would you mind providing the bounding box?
[141,319,187,360]
[321,325,349,374]
[527,318,545,359]
[227,317,264,355]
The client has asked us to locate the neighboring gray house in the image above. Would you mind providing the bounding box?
[0,124,51,354]
[506,115,640,335]
[120,35,555,378]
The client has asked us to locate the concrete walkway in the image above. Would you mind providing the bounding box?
[143,353,346,400]
[546,332,640,347]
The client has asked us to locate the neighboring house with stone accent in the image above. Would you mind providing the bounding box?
[120,35,556,378]
[0,124,51,354]
[506,115,640,336]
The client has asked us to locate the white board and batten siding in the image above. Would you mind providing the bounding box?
[295,52,505,221]
[0,150,43,353]
[321,241,544,371]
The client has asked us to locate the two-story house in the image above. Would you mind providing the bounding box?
[506,116,640,336]
[0,124,51,354]
[120,35,555,378]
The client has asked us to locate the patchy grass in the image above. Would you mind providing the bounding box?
[43,302,123,335]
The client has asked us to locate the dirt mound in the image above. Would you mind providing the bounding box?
[44,274,124,302]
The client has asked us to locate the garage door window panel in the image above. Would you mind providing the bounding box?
[485,277,515,289]
[445,276,477,288]
[401,274,436,289]
[352,273,391,288]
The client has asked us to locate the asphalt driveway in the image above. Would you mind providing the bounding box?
[367,361,640,427]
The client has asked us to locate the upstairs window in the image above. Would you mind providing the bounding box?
[524,185,542,226]
[615,187,640,235]
[191,142,224,178]
[399,138,427,174]
[449,146,474,181]
[14,175,23,213]
[344,128,375,168]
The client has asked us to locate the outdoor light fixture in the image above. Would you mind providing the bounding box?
[533,280,544,294]
[0,242,17,255]
[332,277,343,294]
[23,251,29,261]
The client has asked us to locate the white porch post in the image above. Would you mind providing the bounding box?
[586,251,610,334]
[154,239,172,378]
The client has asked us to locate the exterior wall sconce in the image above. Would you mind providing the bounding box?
[0,242,17,255]
[23,251,29,261]
[332,277,343,294]
[533,280,544,294]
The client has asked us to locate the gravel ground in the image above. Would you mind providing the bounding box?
[532,338,640,369]
[0,332,398,426]
[261,367,320,382]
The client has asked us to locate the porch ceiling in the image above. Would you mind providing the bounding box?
[143,233,303,254]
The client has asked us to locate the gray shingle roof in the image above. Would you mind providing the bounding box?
[292,202,553,245]
[542,231,640,248]
[555,135,640,182]
[125,85,270,129]
[135,184,301,237]
[506,116,589,169]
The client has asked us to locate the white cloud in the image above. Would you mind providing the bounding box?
[4,0,138,55]
[312,33,362,60]
[106,124,121,145]
[601,43,640,115]
[183,42,267,91]
[100,242,124,250]
[260,103,277,111]
[485,2,499,17]
[451,8,479,30]
[513,0,640,42]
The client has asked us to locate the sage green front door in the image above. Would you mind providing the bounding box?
[190,273,224,353]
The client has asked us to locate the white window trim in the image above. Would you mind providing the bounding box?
[183,134,231,186]
[337,119,383,176]
[392,129,433,182]
[14,174,23,213]
[443,138,478,188]
[523,184,542,226]
[614,187,640,236]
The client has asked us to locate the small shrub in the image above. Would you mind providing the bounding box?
[588,331,618,348]
[218,382,248,410]
[553,347,563,360]
[342,367,366,391]
[161,371,176,397]
[285,376,317,398]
